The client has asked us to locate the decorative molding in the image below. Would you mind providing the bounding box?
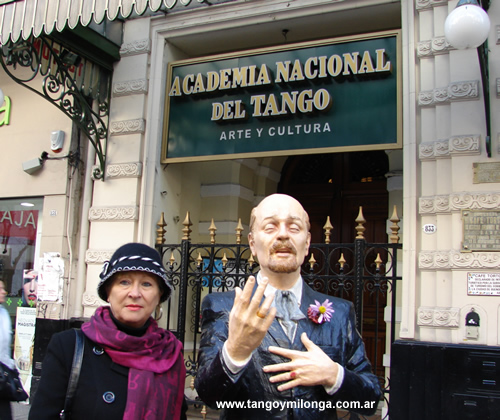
[418,81,479,107]
[417,37,452,58]
[449,81,478,101]
[417,40,432,57]
[419,192,500,214]
[450,192,500,210]
[417,306,460,328]
[415,0,447,11]
[85,249,113,264]
[419,135,480,160]
[113,79,148,97]
[449,135,481,155]
[106,162,143,179]
[419,250,500,269]
[88,206,139,221]
[110,119,145,136]
[82,292,103,307]
[419,195,449,214]
[119,39,150,57]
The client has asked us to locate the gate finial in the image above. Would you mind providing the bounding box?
[156,212,167,244]
[323,216,333,244]
[209,219,217,244]
[389,205,400,244]
[235,218,243,244]
[355,206,366,239]
[338,253,346,269]
[182,212,192,240]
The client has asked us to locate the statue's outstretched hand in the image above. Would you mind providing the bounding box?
[226,276,276,361]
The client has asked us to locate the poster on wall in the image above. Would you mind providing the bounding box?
[22,269,38,307]
[163,30,402,163]
[14,306,36,395]
[37,252,64,302]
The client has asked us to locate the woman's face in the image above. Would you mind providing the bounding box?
[0,281,7,304]
[23,271,38,306]
[106,271,161,328]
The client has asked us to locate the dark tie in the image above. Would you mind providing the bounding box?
[275,290,306,341]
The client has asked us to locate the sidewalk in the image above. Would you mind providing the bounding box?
[11,402,219,420]
[13,402,380,419]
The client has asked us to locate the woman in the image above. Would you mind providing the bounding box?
[0,280,15,420]
[29,243,187,419]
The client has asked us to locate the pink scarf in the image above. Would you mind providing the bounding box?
[81,307,185,420]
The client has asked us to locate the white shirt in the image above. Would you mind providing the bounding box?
[0,305,15,369]
[221,273,344,394]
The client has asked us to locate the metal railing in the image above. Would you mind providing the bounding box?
[156,207,402,419]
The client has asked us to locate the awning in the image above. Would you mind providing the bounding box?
[0,0,235,44]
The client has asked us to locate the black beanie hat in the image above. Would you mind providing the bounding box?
[97,243,172,302]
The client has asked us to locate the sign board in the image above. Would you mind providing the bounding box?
[462,210,500,252]
[473,162,500,184]
[468,272,500,296]
[162,30,402,163]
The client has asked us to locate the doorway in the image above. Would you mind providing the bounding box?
[279,150,390,376]
[278,151,389,243]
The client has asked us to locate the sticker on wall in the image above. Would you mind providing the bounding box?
[423,224,437,234]
[37,252,64,302]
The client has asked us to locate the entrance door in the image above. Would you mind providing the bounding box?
[278,151,389,243]
[278,151,389,376]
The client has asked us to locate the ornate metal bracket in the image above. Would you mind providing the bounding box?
[0,35,110,179]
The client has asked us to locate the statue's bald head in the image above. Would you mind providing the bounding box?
[249,194,310,234]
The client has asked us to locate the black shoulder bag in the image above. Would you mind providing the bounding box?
[0,362,28,401]
[60,329,84,420]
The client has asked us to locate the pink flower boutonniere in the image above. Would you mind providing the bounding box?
[307,299,334,324]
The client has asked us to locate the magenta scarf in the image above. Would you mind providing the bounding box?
[81,307,186,420]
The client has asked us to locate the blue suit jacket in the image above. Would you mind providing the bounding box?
[195,280,382,419]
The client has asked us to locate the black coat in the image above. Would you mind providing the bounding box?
[195,281,382,419]
[29,329,187,420]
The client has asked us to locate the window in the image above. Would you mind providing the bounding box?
[0,197,43,315]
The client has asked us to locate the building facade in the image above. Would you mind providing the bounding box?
[1,0,499,417]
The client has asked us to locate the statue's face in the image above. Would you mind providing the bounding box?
[249,194,311,277]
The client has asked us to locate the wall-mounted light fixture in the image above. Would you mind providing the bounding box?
[444,0,491,157]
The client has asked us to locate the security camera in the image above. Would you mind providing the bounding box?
[22,158,43,175]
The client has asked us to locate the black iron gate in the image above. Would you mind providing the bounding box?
[156,207,402,419]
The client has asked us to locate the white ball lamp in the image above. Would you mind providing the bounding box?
[444,0,490,49]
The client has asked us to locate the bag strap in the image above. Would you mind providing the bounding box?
[60,329,84,419]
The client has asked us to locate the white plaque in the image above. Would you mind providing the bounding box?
[467,272,500,296]
[423,224,437,234]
